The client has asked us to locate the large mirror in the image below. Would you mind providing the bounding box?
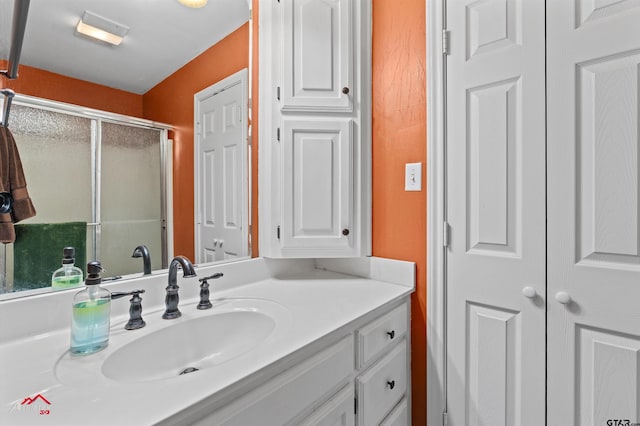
[0,0,255,298]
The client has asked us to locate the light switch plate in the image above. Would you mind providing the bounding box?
[405,162,422,191]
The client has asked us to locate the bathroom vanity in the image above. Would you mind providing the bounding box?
[0,256,414,425]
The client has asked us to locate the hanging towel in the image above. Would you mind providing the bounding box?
[13,222,87,291]
[0,126,36,243]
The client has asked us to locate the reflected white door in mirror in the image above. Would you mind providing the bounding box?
[194,69,250,264]
[259,0,372,258]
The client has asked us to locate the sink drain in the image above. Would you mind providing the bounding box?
[179,367,200,375]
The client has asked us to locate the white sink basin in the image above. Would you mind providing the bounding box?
[103,310,274,382]
[55,298,290,385]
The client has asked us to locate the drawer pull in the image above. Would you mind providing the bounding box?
[387,330,395,339]
[387,380,396,390]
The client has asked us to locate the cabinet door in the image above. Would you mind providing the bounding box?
[282,0,353,112]
[298,383,355,426]
[281,118,355,256]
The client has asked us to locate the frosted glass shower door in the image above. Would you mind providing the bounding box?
[7,105,93,290]
[100,122,163,276]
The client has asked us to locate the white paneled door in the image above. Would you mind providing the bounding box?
[547,2,640,425]
[195,71,248,263]
[445,0,546,424]
[444,0,640,425]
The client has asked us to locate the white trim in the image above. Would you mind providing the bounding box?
[258,0,276,257]
[427,0,447,424]
[193,68,250,264]
[9,93,172,130]
[164,134,175,263]
[359,0,372,256]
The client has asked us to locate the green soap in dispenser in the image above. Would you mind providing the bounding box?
[52,247,83,290]
[70,261,111,355]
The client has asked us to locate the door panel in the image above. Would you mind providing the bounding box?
[467,77,520,255]
[282,0,353,112]
[466,303,520,426]
[445,0,546,424]
[547,2,640,425]
[577,326,640,426]
[281,118,355,256]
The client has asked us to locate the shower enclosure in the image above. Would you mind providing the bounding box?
[0,97,171,294]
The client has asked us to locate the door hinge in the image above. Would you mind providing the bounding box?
[277,226,281,240]
[277,127,280,142]
[443,30,450,55]
[354,397,357,415]
[443,221,450,248]
[276,86,280,101]
[443,411,449,426]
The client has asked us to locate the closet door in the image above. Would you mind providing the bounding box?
[444,0,546,424]
[547,3,640,425]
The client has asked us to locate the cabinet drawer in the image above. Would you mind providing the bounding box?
[356,340,407,426]
[380,398,408,426]
[357,303,407,367]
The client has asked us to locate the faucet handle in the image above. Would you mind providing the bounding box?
[198,273,224,282]
[111,289,146,330]
[197,273,224,310]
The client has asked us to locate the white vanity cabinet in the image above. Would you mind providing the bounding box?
[259,0,371,259]
[188,299,410,426]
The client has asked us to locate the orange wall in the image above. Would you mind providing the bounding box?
[0,61,143,117]
[142,23,251,260]
[372,0,427,424]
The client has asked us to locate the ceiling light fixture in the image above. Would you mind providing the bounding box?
[75,11,129,46]
[177,0,208,8]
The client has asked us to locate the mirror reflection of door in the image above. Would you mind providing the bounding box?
[195,69,249,264]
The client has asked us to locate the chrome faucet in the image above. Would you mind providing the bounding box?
[132,245,152,275]
[163,255,197,319]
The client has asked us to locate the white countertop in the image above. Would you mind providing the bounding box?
[0,257,414,425]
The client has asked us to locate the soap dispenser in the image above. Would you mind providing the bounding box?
[51,247,83,290]
[70,261,111,355]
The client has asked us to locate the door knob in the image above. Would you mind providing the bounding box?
[555,291,572,305]
[342,87,350,94]
[522,287,537,298]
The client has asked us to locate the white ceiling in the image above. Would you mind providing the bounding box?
[0,0,250,94]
